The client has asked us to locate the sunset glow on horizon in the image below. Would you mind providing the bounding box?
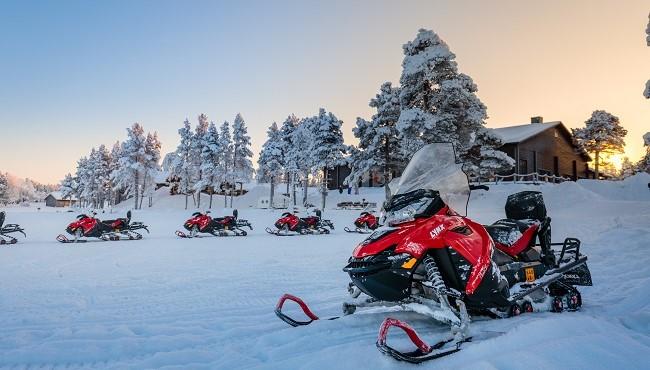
[1,0,648,184]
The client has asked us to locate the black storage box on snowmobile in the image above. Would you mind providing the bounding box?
[505,191,547,221]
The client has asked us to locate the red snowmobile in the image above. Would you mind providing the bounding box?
[274,143,592,363]
[344,211,379,234]
[0,211,26,244]
[56,210,149,243]
[175,209,252,238]
[265,209,334,235]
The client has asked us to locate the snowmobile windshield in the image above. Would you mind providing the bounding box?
[392,143,470,216]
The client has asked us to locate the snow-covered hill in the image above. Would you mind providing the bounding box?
[0,174,649,369]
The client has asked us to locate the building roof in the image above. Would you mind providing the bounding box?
[47,192,78,201]
[490,121,563,144]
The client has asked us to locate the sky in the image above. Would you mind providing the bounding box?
[0,0,648,184]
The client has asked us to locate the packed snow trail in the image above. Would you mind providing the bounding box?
[1,176,649,369]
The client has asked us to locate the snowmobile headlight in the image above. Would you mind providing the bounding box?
[384,198,431,226]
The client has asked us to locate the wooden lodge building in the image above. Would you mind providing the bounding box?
[326,116,593,189]
[45,192,78,207]
[491,117,592,180]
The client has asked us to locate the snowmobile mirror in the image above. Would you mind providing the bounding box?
[315,209,322,218]
[206,211,211,214]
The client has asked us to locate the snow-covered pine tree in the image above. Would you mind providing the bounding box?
[169,119,195,210]
[219,120,234,207]
[59,173,77,206]
[465,128,515,178]
[94,144,112,208]
[199,122,223,208]
[638,132,650,173]
[0,172,9,205]
[572,110,628,179]
[257,122,284,207]
[75,155,90,207]
[142,132,161,207]
[396,29,513,176]
[109,142,122,205]
[348,82,403,199]
[114,123,148,209]
[230,113,254,207]
[192,114,210,208]
[619,157,635,178]
[397,29,457,155]
[345,143,372,195]
[289,117,315,206]
[310,108,347,211]
[278,114,300,204]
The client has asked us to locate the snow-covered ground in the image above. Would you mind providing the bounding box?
[1,174,649,369]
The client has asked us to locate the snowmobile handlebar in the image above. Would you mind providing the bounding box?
[469,184,490,191]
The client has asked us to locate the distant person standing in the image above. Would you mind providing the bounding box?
[347,187,351,195]
[338,185,343,194]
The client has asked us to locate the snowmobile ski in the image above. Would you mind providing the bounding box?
[344,226,373,234]
[275,294,341,326]
[376,318,471,364]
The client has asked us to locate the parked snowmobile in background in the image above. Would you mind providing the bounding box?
[56,211,149,243]
[344,211,379,234]
[175,209,252,238]
[265,209,334,236]
[274,143,592,363]
[0,212,26,244]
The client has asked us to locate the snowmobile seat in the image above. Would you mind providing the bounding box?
[485,219,539,258]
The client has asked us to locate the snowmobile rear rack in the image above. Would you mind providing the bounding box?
[376,318,471,364]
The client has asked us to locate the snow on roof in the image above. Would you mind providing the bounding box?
[491,121,562,144]
[47,192,78,201]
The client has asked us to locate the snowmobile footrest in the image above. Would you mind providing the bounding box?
[376,318,470,363]
[275,294,327,327]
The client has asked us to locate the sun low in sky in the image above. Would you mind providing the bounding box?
[0,0,648,184]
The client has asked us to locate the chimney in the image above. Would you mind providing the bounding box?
[531,116,544,124]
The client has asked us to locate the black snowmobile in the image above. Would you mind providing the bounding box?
[0,211,26,244]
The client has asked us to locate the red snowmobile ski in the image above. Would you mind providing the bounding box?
[0,212,26,244]
[265,209,334,235]
[274,143,592,363]
[56,210,149,243]
[175,209,252,238]
[344,211,379,234]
